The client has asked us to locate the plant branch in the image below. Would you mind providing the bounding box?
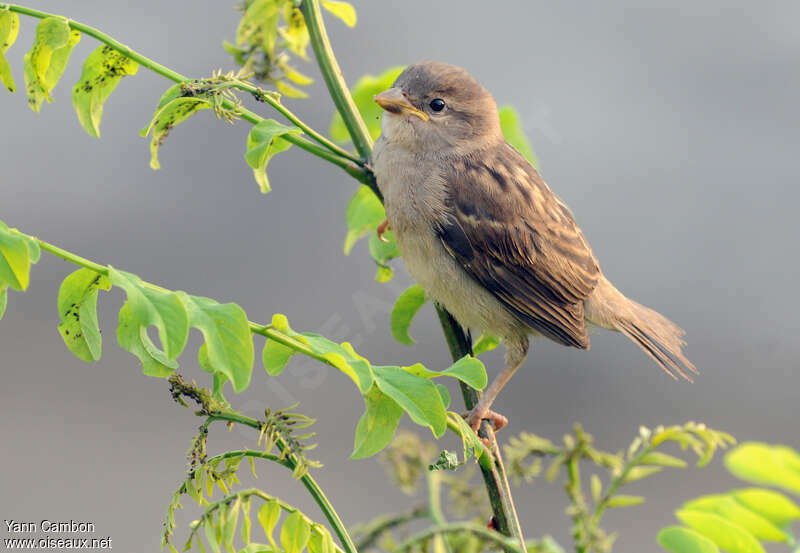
[391,522,527,553]
[188,487,346,553]
[300,0,373,160]
[1,3,371,182]
[436,308,526,548]
[426,471,453,553]
[354,506,428,551]
[169,378,358,553]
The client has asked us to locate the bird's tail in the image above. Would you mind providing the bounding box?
[584,276,697,381]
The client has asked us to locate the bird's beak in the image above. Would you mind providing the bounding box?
[374,88,429,121]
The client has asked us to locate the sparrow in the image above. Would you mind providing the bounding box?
[371,62,696,432]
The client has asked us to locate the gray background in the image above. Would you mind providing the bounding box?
[1,1,798,551]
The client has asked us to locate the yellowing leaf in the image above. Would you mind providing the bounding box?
[23,17,80,112]
[675,510,765,553]
[322,1,357,27]
[657,526,720,553]
[72,45,139,137]
[0,8,20,92]
[57,268,111,362]
[142,96,211,169]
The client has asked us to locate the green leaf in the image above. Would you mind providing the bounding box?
[344,185,385,254]
[591,474,602,503]
[730,488,800,527]
[204,518,222,553]
[257,500,281,548]
[223,497,241,552]
[351,385,403,459]
[23,17,80,112]
[308,527,334,553]
[116,301,179,377]
[280,511,310,553]
[446,411,488,467]
[367,230,400,281]
[498,105,538,169]
[640,451,688,468]
[244,119,302,193]
[177,292,254,393]
[657,526,720,553]
[240,497,252,545]
[72,45,139,137]
[263,314,373,393]
[606,495,645,508]
[0,285,6,320]
[57,268,111,362]
[237,0,280,57]
[109,268,189,360]
[621,465,662,484]
[472,333,500,355]
[372,365,447,437]
[429,450,460,471]
[725,442,800,495]
[390,285,427,345]
[402,356,488,391]
[434,383,450,409]
[330,66,405,142]
[321,1,357,27]
[0,8,20,92]
[682,495,787,542]
[142,96,211,170]
[262,338,296,376]
[0,221,32,290]
[675,510,765,553]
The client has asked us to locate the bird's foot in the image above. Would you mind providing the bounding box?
[463,406,509,434]
[377,219,390,242]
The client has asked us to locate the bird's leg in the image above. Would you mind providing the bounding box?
[464,339,528,433]
[377,219,390,242]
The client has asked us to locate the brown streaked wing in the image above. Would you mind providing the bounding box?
[436,143,601,349]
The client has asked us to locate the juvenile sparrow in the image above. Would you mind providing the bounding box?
[372,62,696,432]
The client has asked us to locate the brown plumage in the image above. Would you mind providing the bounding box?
[372,62,696,431]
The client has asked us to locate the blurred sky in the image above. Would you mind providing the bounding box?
[1,1,799,551]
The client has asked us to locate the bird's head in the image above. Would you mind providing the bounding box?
[374,62,502,154]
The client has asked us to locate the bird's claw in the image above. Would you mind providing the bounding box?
[377,219,390,243]
[463,407,509,434]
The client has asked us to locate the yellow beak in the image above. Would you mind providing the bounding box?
[374,88,429,121]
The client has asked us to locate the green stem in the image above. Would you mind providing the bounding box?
[300,0,373,160]
[391,522,527,553]
[35,235,368,382]
[202,412,358,553]
[565,455,589,553]
[1,3,370,181]
[426,471,453,553]
[436,308,526,549]
[188,487,346,553]
[354,506,428,551]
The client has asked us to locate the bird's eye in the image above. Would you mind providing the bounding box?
[429,98,446,112]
